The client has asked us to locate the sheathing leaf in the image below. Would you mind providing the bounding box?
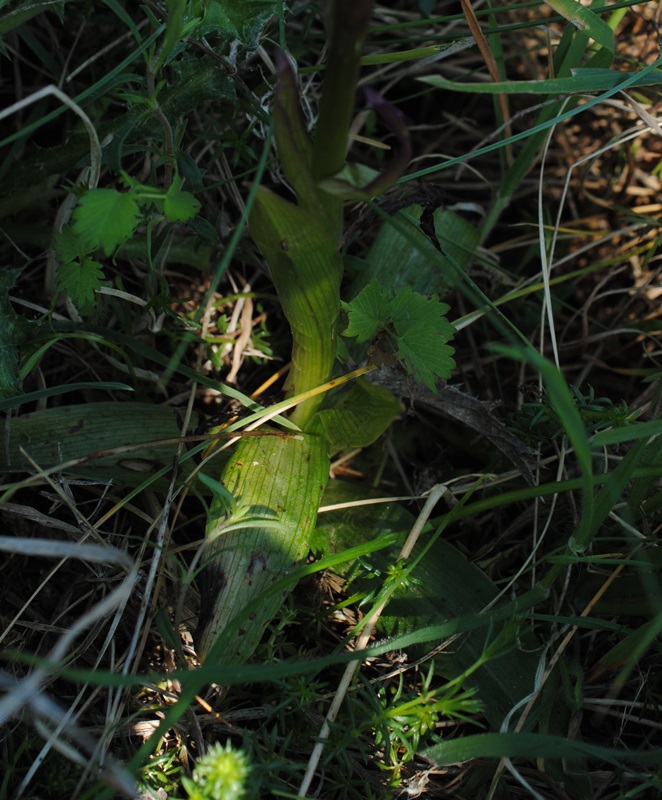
[197,432,329,662]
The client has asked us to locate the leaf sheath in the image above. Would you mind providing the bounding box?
[196,431,329,663]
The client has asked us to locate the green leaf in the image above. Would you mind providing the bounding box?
[54,226,87,265]
[422,732,662,767]
[312,480,542,728]
[343,282,456,390]
[73,188,141,255]
[56,257,105,316]
[1,402,198,487]
[418,67,661,96]
[396,323,456,391]
[341,280,391,342]
[163,188,201,222]
[311,377,403,453]
[200,0,280,48]
[388,285,451,331]
[348,205,475,298]
[248,186,342,427]
[272,52,318,209]
[543,0,614,54]
[389,287,456,389]
[197,431,330,663]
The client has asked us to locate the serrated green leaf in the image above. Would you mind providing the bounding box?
[163,189,201,222]
[387,285,450,329]
[397,326,456,391]
[343,282,456,389]
[200,0,279,48]
[56,258,105,315]
[341,280,391,342]
[388,288,455,389]
[54,226,86,265]
[73,189,141,256]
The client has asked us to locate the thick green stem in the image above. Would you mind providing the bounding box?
[249,188,342,430]
[311,0,373,240]
[312,0,373,180]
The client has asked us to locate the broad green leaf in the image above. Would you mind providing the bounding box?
[310,377,402,453]
[388,286,451,330]
[1,402,199,486]
[73,188,141,255]
[313,481,541,728]
[341,280,391,342]
[197,431,329,663]
[56,257,105,315]
[343,283,456,390]
[396,322,456,391]
[348,205,476,298]
[163,188,201,222]
[388,286,456,387]
[320,163,379,198]
[272,52,318,210]
[423,732,662,767]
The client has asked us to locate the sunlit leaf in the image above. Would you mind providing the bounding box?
[311,377,403,452]
[343,281,456,390]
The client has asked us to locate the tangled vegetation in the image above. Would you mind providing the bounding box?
[1,1,662,798]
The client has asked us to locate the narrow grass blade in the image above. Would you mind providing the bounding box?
[543,0,614,53]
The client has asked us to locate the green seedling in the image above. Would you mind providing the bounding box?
[56,173,200,315]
